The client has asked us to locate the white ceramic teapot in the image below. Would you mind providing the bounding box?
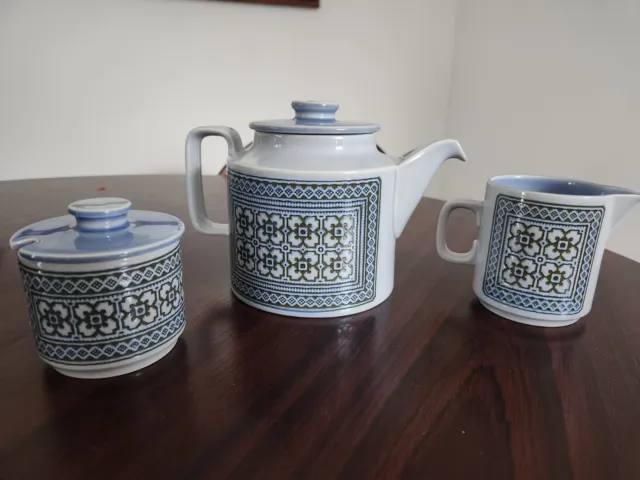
[186,101,465,317]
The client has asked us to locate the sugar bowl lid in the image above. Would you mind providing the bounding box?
[249,101,380,135]
[9,198,185,263]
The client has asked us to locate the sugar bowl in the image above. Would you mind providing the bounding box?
[9,198,186,378]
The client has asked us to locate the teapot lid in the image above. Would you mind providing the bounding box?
[249,101,380,135]
[9,198,185,264]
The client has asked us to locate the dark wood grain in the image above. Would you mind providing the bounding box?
[1,175,639,479]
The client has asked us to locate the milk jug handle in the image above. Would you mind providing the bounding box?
[185,126,243,236]
[436,199,483,264]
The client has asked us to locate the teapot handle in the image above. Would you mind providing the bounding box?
[185,126,243,236]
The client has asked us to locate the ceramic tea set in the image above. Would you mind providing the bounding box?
[9,101,640,378]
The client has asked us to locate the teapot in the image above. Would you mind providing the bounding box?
[185,101,465,317]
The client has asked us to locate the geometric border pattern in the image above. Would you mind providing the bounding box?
[20,249,183,296]
[483,195,605,315]
[228,171,381,311]
[19,246,185,365]
[35,311,184,365]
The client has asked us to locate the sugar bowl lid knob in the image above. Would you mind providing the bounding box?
[68,197,132,232]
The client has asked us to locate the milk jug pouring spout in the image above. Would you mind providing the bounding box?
[609,189,640,228]
[393,140,466,237]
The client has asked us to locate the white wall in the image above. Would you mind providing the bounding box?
[439,0,640,261]
[0,0,458,188]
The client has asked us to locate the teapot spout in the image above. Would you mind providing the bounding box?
[393,139,466,237]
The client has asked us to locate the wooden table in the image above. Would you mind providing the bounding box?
[1,176,639,479]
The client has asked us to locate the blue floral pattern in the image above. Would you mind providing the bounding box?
[483,195,605,315]
[75,301,117,337]
[20,247,185,365]
[228,171,380,312]
[37,301,73,337]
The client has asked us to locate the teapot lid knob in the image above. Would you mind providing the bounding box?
[292,101,339,124]
[249,100,379,134]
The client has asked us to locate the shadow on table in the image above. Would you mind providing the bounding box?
[39,339,196,477]
[221,297,392,416]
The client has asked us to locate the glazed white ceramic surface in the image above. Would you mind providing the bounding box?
[9,198,186,378]
[436,176,640,327]
[185,100,466,318]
